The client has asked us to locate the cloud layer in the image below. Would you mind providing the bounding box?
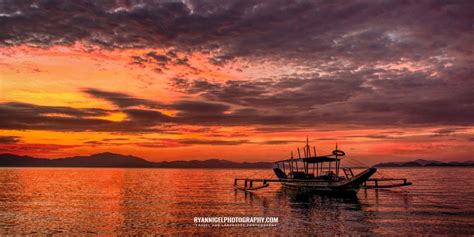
[2,1,472,63]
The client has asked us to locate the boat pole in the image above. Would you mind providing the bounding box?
[316,162,319,176]
[306,136,311,158]
[290,152,294,173]
[296,148,301,173]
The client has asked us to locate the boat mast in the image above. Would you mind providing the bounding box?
[304,136,309,173]
[335,143,338,177]
[312,145,317,175]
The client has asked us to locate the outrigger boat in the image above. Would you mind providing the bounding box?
[234,138,412,194]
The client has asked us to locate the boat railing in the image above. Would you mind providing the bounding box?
[342,167,354,178]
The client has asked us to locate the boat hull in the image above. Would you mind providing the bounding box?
[280,168,377,194]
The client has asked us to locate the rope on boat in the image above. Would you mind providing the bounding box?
[344,155,402,186]
[237,154,282,184]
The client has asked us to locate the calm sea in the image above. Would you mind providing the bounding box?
[0,168,473,235]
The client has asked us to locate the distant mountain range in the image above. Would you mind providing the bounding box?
[373,159,474,167]
[0,152,273,168]
[2,153,472,168]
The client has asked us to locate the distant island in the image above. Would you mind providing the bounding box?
[373,159,474,167]
[0,152,273,168]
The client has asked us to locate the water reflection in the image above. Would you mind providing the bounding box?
[236,186,376,235]
[0,169,22,231]
[0,168,473,235]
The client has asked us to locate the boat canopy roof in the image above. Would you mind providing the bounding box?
[276,155,340,164]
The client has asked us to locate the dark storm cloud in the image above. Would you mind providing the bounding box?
[83,88,230,116]
[145,51,170,62]
[102,138,130,142]
[177,138,322,146]
[2,1,472,64]
[0,101,174,132]
[0,102,120,131]
[2,79,473,133]
[0,136,21,144]
[172,100,229,115]
[178,139,250,146]
[260,140,301,145]
[0,101,110,117]
[172,59,474,126]
[126,138,307,147]
[130,51,194,72]
[345,135,391,139]
[431,127,469,137]
[83,88,163,109]
[83,88,294,126]
[0,89,293,132]
[0,102,116,132]
[172,76,366,111]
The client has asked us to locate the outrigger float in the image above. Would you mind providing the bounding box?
[234,138,412,194]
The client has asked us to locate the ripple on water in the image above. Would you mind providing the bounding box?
[0,167,473,235]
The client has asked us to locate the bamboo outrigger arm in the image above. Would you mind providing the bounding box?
[363,178,413,189]
[233,178,272,190]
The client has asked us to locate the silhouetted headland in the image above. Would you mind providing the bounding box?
[0,152,273,168]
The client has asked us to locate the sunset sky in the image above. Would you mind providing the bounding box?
[1,1,473,164]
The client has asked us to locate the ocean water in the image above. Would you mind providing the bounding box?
[0,167,473,235]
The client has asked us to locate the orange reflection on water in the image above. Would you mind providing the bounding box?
[0,168,473,235]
